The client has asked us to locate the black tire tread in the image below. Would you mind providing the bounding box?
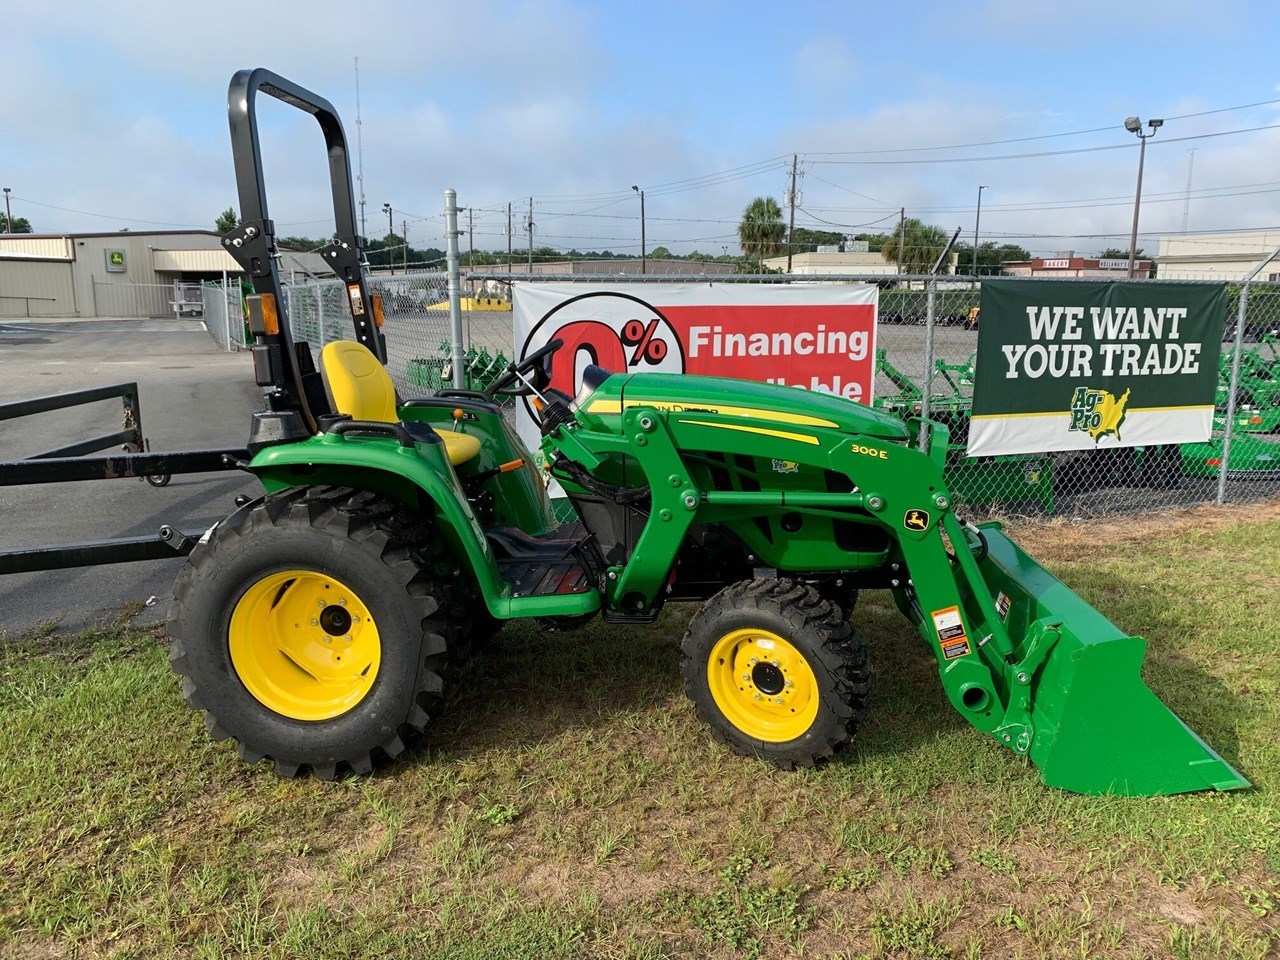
[170,485,464,779]
[680,578,871,770]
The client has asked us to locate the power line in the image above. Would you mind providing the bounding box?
[801,97,1280,157]
[808,122,1280,166]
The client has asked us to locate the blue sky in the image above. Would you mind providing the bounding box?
[3,0,1280,259]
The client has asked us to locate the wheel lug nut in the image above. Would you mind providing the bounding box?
[771,660,780,668]
[345,635,353,643]
[338,599,347,607]
[742,674,750,682]
[749,657,758,665]
[311,619,319,626]
[322,636,331,644]
[754,693,763,701]
[775,697,784,705]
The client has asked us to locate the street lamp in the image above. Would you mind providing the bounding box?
[2,188,11,234]
[382,202,394,275]
[631,185,646,274]
[1124,116,1163,278]
[972,185,987,280]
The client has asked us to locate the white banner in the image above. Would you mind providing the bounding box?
[511,282,879,473]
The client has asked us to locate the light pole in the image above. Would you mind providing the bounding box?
[631,185,646,274]
[2,188,10,234]
[972,185,987,281]
[382,202,394,275]
[1124,116,1163,278]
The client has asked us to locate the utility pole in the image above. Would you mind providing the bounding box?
[632,185,646,274]
[382,202,394,275]
[1182,149,1196,233]
[468,208,475,270]
[972,185,987,281]
[1125,116,1163,278]
[786,154,798,273]
[507,202,513,264]
[402,220,408,273]
[526,197,534,269]
[897,207,906,275]
[2,188,10,234]
[354,57,367,242]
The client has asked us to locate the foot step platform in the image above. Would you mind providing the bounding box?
[487,525,602,598]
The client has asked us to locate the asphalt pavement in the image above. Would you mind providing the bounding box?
[0,318,263,636]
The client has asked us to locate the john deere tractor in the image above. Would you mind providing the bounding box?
[170,69,1249,796]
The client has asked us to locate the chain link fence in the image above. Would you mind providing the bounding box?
[257,269,1280,520]
[201,282,248,351]
[283,270,509,397]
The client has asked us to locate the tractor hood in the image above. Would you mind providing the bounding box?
[582,372,910,441]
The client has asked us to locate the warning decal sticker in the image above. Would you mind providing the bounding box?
[347,283,366,316]
[996,592,1011,621]
[932,605,971,660]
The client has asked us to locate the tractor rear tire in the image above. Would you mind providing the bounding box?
[681,578,871,770]
[169,485,463,779]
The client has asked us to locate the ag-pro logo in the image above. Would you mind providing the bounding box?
[1068,386,1131,444]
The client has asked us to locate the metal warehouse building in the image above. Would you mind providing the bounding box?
[0,231,329,319]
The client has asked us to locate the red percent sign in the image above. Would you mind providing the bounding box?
[622,318,668,365]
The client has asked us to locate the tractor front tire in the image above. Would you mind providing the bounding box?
[681,579,871,770]
[169,486,461,779]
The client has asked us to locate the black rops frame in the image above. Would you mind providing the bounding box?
[220,68,386,440]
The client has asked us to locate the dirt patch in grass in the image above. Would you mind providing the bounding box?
[1010,497,1280,557]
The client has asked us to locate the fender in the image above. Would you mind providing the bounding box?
[247,433,597,620]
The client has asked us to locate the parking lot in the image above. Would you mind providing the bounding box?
[0,319,261,635]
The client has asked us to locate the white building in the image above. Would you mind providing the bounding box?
[1155,229,1280,281]
[0,230,330,318]
[761,250,957,276]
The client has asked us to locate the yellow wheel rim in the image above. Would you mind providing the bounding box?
[706,628,819,742]
[228,569,381,721]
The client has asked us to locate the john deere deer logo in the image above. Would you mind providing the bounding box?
[904,509,930,531]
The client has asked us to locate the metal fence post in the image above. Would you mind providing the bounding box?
[920,277,937,451]
[221,270,231,351]
[1217,281,1249,504]
[445,189,466,389]
[1217,244,1280,504]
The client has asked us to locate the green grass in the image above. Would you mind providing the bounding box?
[2,508,1280,958]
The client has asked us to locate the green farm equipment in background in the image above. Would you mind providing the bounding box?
[1218,334,1280,434]
[874,349,1055,512]
[166,68,1249,798]
[407,342,510,398]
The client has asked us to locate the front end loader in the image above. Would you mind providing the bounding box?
[169,68,1248,797]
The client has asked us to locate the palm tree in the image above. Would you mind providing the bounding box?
[737,197,785,272]
[881,218,950,274]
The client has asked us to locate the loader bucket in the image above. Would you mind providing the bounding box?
[971,523,1249,797]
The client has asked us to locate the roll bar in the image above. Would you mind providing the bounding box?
[221,68,387,436]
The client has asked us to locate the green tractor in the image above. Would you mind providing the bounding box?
[171,69,1249,797]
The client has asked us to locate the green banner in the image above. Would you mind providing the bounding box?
[968,280,1225,456]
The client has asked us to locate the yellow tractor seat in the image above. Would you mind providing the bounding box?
[320,340,481,467]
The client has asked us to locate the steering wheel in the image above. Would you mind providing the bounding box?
[486,338,564,396]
